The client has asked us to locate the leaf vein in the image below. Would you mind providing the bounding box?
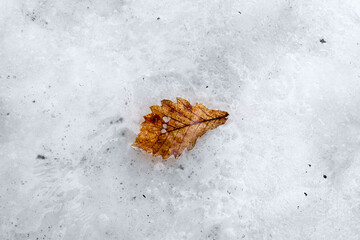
[163,102,194,123]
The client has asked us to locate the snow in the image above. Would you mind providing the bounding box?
[1,0,360,239]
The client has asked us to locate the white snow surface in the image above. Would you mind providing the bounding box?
[1,0,360,239]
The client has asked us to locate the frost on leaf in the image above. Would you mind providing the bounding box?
[132,97,229,159]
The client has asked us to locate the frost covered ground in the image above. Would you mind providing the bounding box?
[1,0,360,239]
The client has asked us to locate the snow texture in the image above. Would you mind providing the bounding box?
[1,0,360,239]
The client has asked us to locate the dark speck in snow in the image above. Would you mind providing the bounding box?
[121,131,126,136]
[179,165,184,170]
[142,194,146,198]
[32,100,36,103]
[320,38,326,44]
[206,86,208,88]
[304,192,308,196]
[238,11,242,14]
[308,164,311,167]
[110,117,124,125]
[157,17,160,20]
[36,154,46,159]
[6,113,10,116]
[323,174,327,179]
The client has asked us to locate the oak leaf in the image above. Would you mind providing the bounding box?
[132,97,229,159]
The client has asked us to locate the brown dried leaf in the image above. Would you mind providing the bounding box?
[132,97,229,159]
